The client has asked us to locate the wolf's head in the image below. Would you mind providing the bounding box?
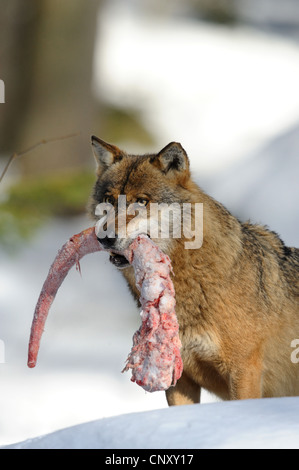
[88,137,199,264]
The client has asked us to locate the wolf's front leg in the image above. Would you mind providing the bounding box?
[229,356,263,400]
[166,371,201,406]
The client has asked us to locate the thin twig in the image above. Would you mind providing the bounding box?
[0,132,79,184]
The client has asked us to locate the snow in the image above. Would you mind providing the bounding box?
[94,1,299,174]
[0,217,174,446]
[0,0,299,449]
[3,397,299,449]
[203,122,299,247]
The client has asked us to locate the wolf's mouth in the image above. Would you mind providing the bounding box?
[107,231,151,269]
[109,253,130,269]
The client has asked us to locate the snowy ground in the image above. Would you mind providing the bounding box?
[0,1,298,448]
[0,217,176,446]
[2,397,299,449]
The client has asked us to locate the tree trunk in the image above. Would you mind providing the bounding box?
[0,0,42,153]
[0,0,101,175]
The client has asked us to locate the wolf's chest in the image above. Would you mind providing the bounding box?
[179,330,229,398]
[180,331,219,364]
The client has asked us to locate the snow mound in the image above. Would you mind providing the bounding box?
[4,397,299,449]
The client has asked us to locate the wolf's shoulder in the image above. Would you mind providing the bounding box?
[241,221,299,273]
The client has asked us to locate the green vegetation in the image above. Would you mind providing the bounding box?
[97,104,155,147]
[0,170,95,248]
[192,0,237,25]
[0,102,155,250]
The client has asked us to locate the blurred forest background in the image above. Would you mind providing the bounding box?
[0,0,155,245]
[1,0,299,246]
[0,0,299,446]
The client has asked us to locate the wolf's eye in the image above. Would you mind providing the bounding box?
[104,195,114,205]
[136,198,149,207]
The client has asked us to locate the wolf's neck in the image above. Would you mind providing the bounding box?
[202,191,242,268]
[170,187,243,278]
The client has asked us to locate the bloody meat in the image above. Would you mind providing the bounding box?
[27,228,183,392]
[123,234,183,391]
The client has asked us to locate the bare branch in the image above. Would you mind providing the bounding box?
[0,132,80,184]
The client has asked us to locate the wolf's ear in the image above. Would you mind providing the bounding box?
[91,136,124,172]
[152,142,189,175]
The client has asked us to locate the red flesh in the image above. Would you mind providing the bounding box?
[123,235,183,391]
[27,227,103,368]
[27,228,183,392]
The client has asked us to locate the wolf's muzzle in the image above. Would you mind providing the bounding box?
[97,236,117,249]
[97,235,131,268]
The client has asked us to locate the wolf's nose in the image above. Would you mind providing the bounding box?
[97,236,117,249]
